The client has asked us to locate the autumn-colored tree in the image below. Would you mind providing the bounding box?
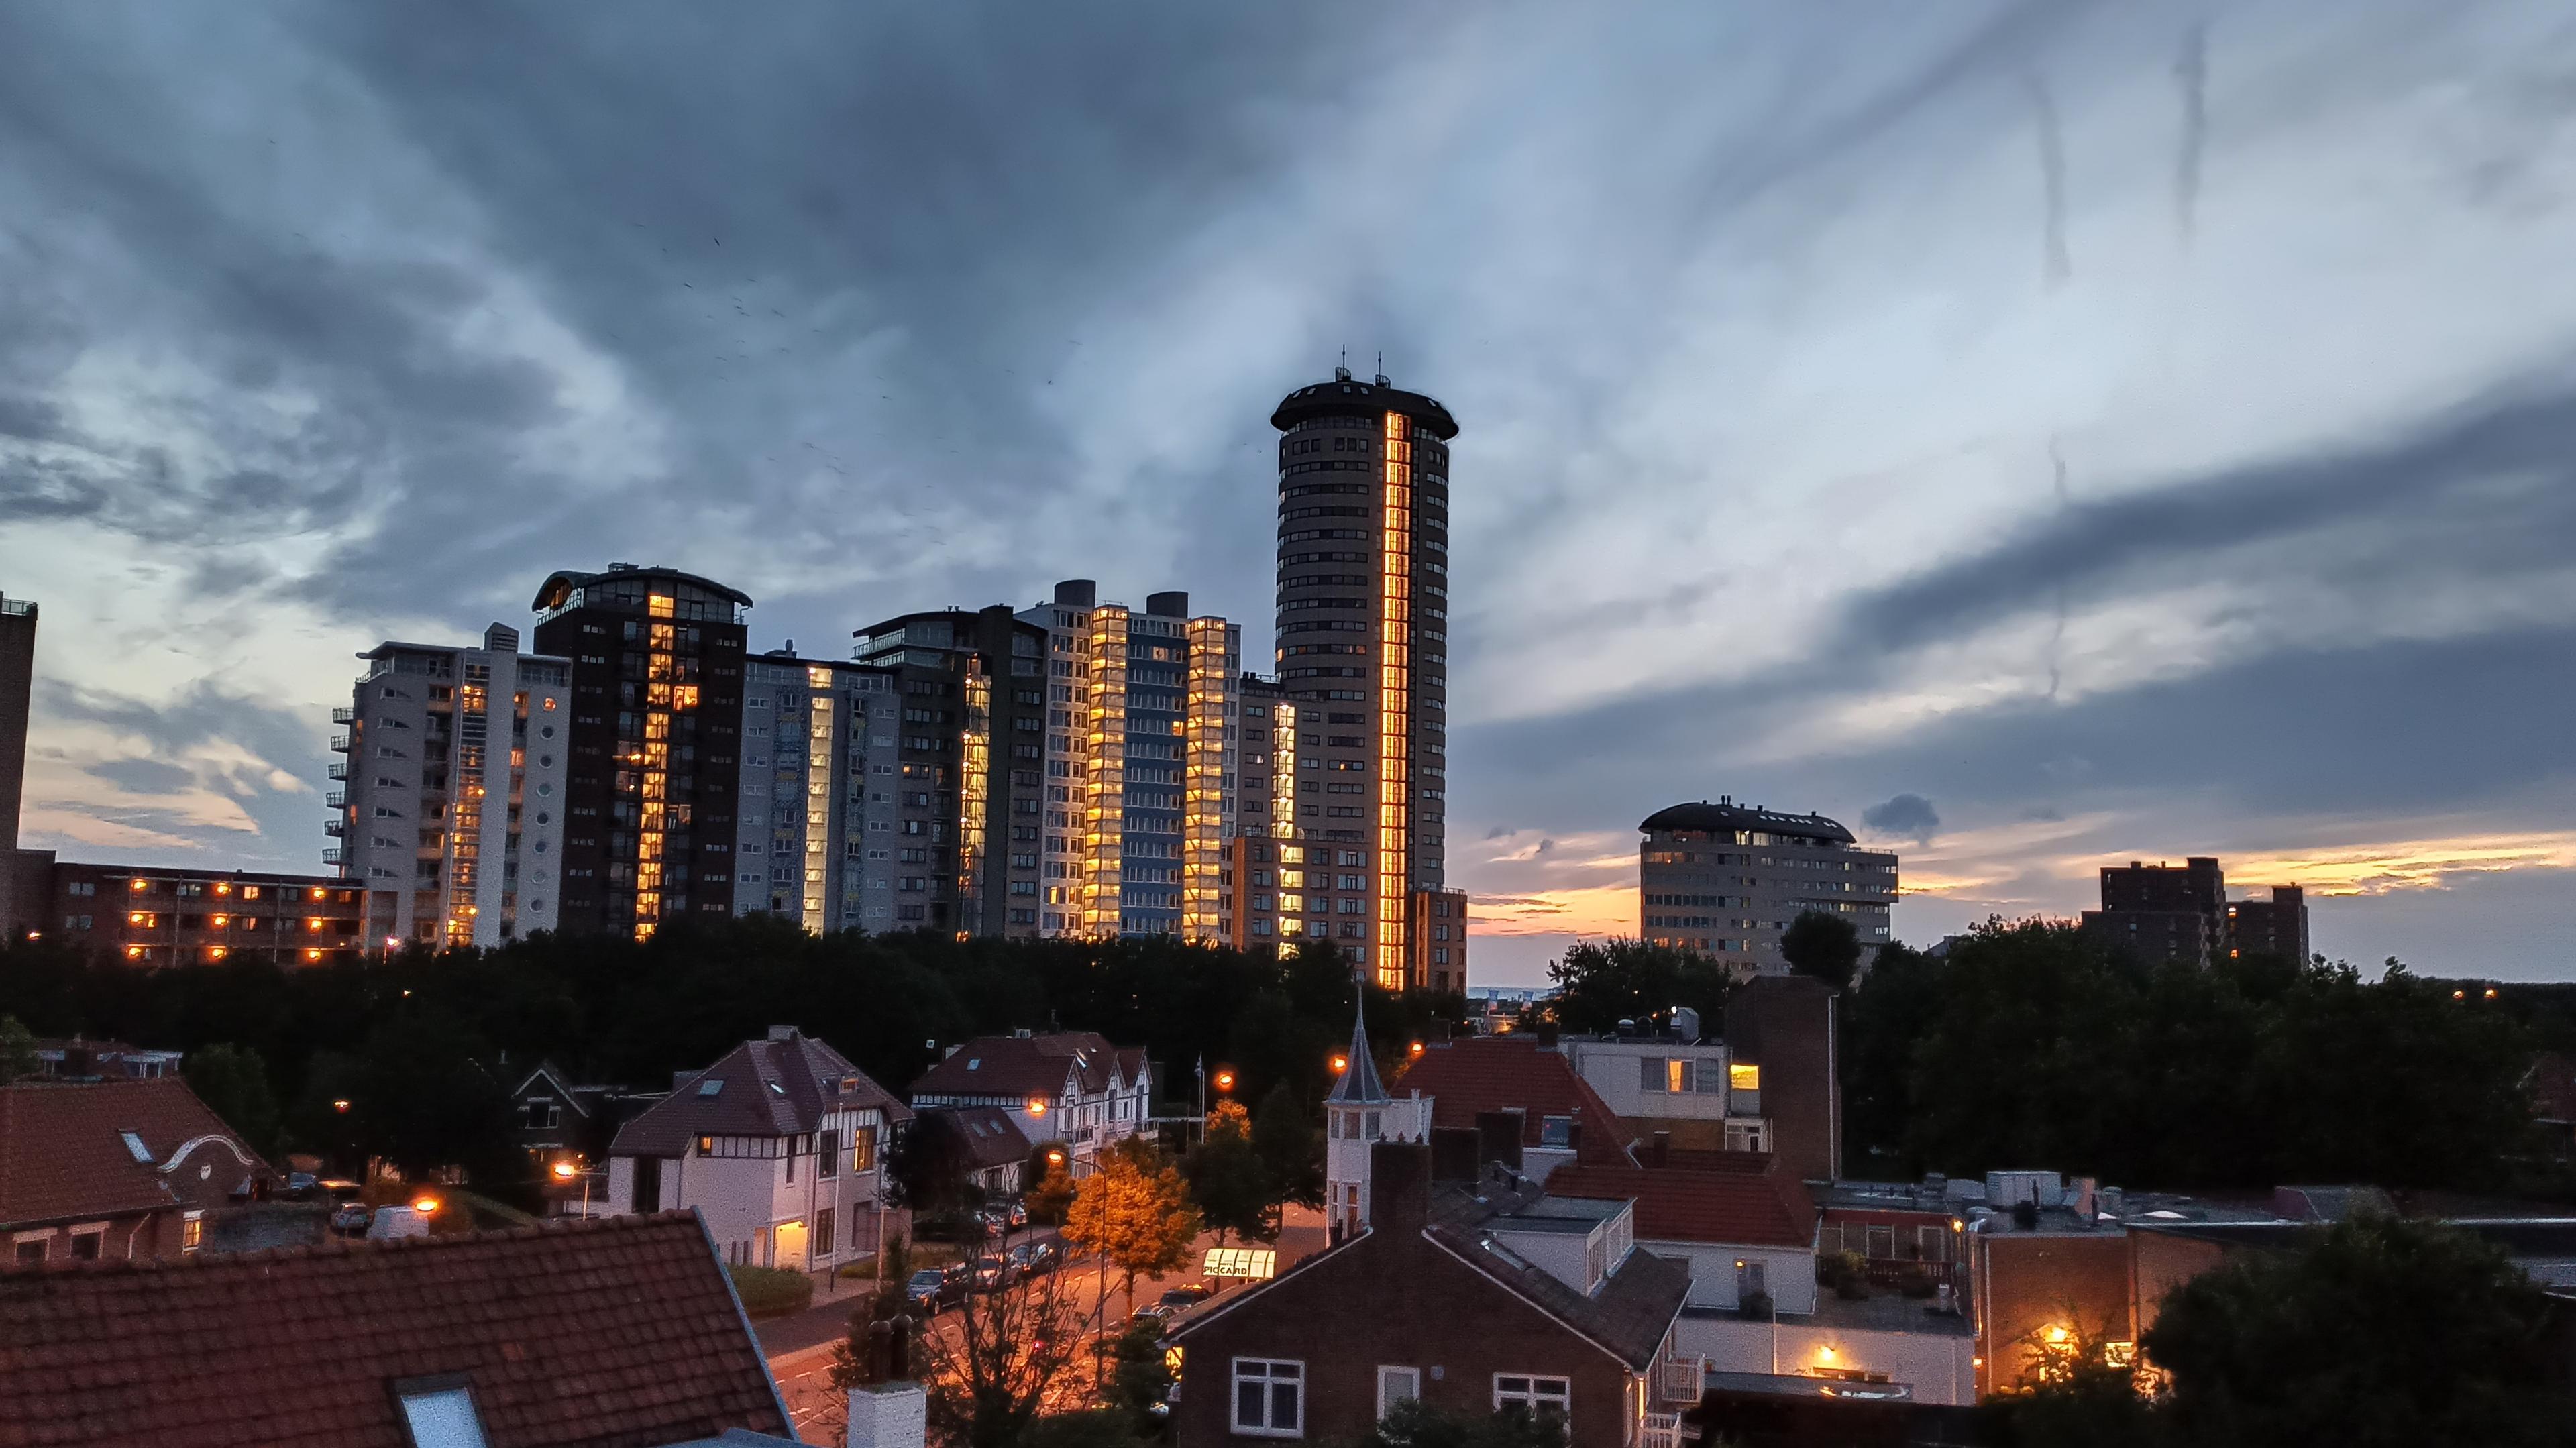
[1024,1157,1077,1227]
[1063,1136,1202,1317]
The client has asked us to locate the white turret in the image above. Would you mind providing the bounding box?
[1322,996,1433,1239]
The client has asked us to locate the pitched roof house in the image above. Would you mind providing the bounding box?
[1390,1035,1640,1179]
[0,1077,275,1265]
[1171,1141,1700,1447]
[908,1030,1152,1172]
[0,1213,798,1448]
[608,1027,909,1273]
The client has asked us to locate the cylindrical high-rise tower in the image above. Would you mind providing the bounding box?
[1270,367,1459,990]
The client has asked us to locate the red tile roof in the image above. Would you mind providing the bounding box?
[1389,1037,1638,1160]
[0,1213,791,1448]
[610,1029,908,1158]
[908,1032,1147,1102]
[0,1078,273,1229]
[930,1105,1036,1172]
[1544,1162,1818,1249]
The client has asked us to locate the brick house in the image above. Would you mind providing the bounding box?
[1389,1035,1638,1184]
[0,1076,275,1265]
[607,1027,908,1272]
[908,1030,1151,1175]
[1172,1140,1699,1447]
[0,1213,798,1447]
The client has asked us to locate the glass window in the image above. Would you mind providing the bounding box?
[397,1384,492,1448]
[1377,1365,1420,1420]
[1695,1059,1725,1093]
[1639,1057,1662,1092]
[1234,1358,1303,1436]
[1729,1062,1760,1091]
[819,1129,840,1179]
[1493,1374,1571,1417]
[1665,1058,1688,1093]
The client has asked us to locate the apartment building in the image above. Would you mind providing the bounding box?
[2080,856,2312,968]
[34,862,370,967]
[850,606,1049,937]
[529,565,752,941]
[1015,581,1241,940]
[334,624,572,948]
[1269,368,1458,990]
[729,650,902,932]
[0,594,32,936]
[1637,799,1898,973]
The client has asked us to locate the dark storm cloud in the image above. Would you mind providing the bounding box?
[1864,794,1943,844]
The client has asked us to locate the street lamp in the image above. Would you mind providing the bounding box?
[1212,1068,1236,1094]
[1329,1053,1348,1075]
[412,1194,442,1217]
[550,1158,591,1219]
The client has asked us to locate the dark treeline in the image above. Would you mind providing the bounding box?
[1846,918,2543,1193]
[0,917,1460,1188]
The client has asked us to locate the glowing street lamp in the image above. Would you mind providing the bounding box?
[412,1194,442,1216]
[1330,1053,1349,1075]
[332,1099,352,1113]
[1212,1068,1236,1094]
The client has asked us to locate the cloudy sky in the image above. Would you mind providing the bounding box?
[3,1,2571,984]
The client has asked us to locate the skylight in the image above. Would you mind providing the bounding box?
[966,1058,980,1070]
[697,1078,724,1097]
[396,1384,490,1448]
[119,1130,152,1164]
[767,1080,786,1096]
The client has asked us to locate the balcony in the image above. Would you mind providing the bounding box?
[320,848,344,866]
[329,733,352,753]
[1655,1355,1707,1408]
[1641,1413,1686,1448]
[325,791,345,809]
[331,706,355,724]
[323,820,345,838]
[326,761,350,781]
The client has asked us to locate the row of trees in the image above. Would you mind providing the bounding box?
[1843,918,2540,1190]
[0,917,1458,1190]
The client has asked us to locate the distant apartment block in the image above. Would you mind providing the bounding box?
[0,594,35,935]
[334,624,572,948]
[851,605,1051,936]
[1638,799,1898,973]
[33,863,371,967]
[1016,581,1240,941]
[531,565,753,942]
[729,649,901,932]
[2080,856,2311,967]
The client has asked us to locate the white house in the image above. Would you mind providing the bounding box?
[907,1031,1150,1174]
[606,1026,909,1272]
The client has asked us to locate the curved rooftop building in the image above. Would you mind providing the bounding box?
[1638,796,1898,974]
[1269,367,1460,991]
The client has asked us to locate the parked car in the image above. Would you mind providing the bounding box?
[971,1254,1018,1292]
[1157,1283,1214,1314]
[905,1266,965,1313]
[364,1205,429,1241]
[1002,1199,1029,1229]
[1007,1239,1060,1276]
[328,1203,372,1235]
[282,1172,319,1201]
[1128,1303,1176,1331]
[979,1210,1012,1240]
[319,1179,365,1205]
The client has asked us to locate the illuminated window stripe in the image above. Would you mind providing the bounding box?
[1378,410,1411,987]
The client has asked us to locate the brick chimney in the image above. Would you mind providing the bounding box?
[847,1382,926,1448]
[1371,1140,1432,1229]
[1474,1110,1524,1172]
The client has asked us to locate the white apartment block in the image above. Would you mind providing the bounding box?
[335,624,571,948]
[1638,799,1900,974]
[731,651,902,932]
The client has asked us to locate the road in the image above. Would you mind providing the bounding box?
[766,1209,1328,1444]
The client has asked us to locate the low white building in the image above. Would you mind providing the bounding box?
[907,1031,1151,1174]
[606,1027,908,1273]
[1555,1017,1771,1155]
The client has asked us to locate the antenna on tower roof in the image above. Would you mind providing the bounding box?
[1375,351,1389,387]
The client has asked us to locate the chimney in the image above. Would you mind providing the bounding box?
[846,1382,928,1448]
[1649,1130,1672,1167]
[767,1025,798,1042]
[1371,1140,1432,1229]
[1474,1111,1525,1173]
[1534,1021,1559,1048]
[1430,1127,1481,1184]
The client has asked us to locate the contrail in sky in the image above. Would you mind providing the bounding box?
[2175,23,2208,249]
[2027,73,2071,288]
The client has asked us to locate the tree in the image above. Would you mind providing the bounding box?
[2141,1215,2572,1448]
[1780,910,1861,989]
[183,1043,280,1156]
[925,1253,1086,1448]
[1338,1398,1570,1448]
[0,1014,37,1082]
[1063,1136,1202,1317]
[1250,1080,1323,1209]
[1186,1098,1278,1246]
[1544,938,1731,1036]
[886,1109,984,1223]
[1024,1156,1077,1227]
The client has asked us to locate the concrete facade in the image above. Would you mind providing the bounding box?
[337,625,571,948]
[730,652,901,932]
